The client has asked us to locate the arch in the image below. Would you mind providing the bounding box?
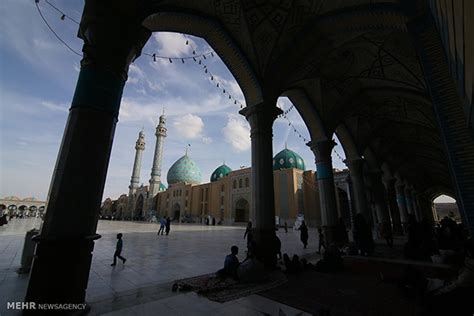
[283,88,329,141]
[335,123,361,161]
[142,12,263,107]
[0,204,6,210]
[234,198,250,223]
[172,203,181,221]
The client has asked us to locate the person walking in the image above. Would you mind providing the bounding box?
[284,221,288,233]
[111,233,126,266]
[165,217,171,235]
[300,220,309,249]
[318,228,326,254]
[157,217,166,235]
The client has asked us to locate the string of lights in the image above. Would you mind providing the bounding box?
[34,0,216,60]
[34,0,82,57]
[35,0,345,164]
[277,103,346,164]
[182,34,246,109]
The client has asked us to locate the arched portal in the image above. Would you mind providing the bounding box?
[172,203,181,221]
[234,198,250,223]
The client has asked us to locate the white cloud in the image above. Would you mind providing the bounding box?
[40,101,68,112]
[153,32,194,57]
[173,114,204,139]
[202,136,213,144]
[222,115,250,152]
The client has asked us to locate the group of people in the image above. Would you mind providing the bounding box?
[157,216,171,236]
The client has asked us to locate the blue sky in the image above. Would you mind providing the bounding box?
[0,0,453,203]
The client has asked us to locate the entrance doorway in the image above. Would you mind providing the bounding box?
[173,203,181,221]
[234,198,249,222]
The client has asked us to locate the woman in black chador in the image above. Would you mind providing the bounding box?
[300,221,309,248]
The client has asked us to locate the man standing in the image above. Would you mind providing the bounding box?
[157,217,166,235]
[165,217,171,235]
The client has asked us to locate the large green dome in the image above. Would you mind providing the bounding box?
[210,164,232,182]
[273,148,305,171]
[167,155,202,185]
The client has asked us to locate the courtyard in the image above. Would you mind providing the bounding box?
[0,218,316,315]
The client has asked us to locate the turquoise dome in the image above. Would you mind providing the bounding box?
[159,183,167,191]
[167,155,202,185]
[210,164,232,182]
[273,148,305,171]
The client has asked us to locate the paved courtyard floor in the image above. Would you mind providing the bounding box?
[1,218,316,315]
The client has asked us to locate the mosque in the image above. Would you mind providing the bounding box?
[101,113,353,227]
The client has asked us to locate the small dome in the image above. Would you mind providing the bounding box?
[159,182,167,191]
[167,154,202,185]
[273,148,305,171]
[210,164,232,182]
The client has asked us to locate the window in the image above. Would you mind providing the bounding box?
[220,196,224,205]
[185,200,188,207]
[233,180,236,189]
[221,184,225,192]
[245,178,249,187]
[239,179,242,188]
[205,188,209,201]
[186,190,188,196]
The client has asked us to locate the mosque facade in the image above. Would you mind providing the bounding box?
[101,114,354,228]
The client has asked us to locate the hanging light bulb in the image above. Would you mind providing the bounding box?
[205,69,208,73]
[211,76,213,80]
[234,100,237,104]
[229,95,231,99]
[217,83,219,87]
[198,60,201,65]
[193,50,196,55]
[181,59,185,63]
[152,54,156,62]
[211,52,214,57]
[223,89,226,93]
[61,14,66,20]
[169,58,173,63]
[193,57,196,62]
[186,40,189,45]
[203,55,206,59]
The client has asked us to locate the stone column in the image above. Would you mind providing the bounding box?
[239,104,282,269]
[385,178,403,235]
[395,183,409,230]
[307,139,339,244]
[413,192,423,221]
[368,171,391,226]
[128,130,145,219]
[25,2,150,307]
[344,158,370,222]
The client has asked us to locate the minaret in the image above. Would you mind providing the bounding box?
[128,130,145,217]
[148,113,167,205]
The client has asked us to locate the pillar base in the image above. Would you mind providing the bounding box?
[324,226,338,246]
[25,235,100,309]
[253,229,278,269]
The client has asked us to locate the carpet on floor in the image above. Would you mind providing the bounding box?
[174,271,287,303]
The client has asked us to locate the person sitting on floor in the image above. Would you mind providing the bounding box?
[217,245,240,280]
[237,243,266,283]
